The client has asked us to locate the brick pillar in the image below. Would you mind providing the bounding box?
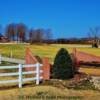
[73,48,80,71]
[75,60,80,71]
[42,57,50,80]
[25,48,37,71]
[26,48,30,64]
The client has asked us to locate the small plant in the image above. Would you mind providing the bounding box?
[52,48,74,79]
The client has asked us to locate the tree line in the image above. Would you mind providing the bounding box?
[0,23,52,43]
[0,23,100,47]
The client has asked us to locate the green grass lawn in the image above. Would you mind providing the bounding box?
[0,44,100,63]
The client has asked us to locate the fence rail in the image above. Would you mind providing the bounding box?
[0,63,43,88]
[0,55,25,64]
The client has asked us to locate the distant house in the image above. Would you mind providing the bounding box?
[0,33,9,42]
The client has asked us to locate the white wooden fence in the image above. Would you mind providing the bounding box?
[0,55,25,64]
[0,63,43,88]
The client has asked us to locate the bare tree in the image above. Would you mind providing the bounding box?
[29,28,53,44]
[88,26,100,48]
[29,29,34,44]
[16,23,27,42]
[29,28,44,43]
[35,29,44,43]
[5,23,16,41]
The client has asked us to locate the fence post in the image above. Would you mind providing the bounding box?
[0,55,1,64]
[36,63,40,85]
[19,64,22,88]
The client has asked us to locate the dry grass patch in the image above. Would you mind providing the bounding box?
[0,86,100,100]
[79,68,100,76]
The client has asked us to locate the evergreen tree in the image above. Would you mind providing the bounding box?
[52,48,74,79]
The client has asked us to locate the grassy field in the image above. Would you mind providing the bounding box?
[0,44,100,100]
[0,44,100,82]
[0,44,100,63]
[79,67,100,76]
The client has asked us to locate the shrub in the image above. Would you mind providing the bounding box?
[52,48,74,79]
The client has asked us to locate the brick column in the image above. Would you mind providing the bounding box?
[25,48,37,71]
[42,57,50,80]
[26,48,30,64]
[73,48,80,71]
